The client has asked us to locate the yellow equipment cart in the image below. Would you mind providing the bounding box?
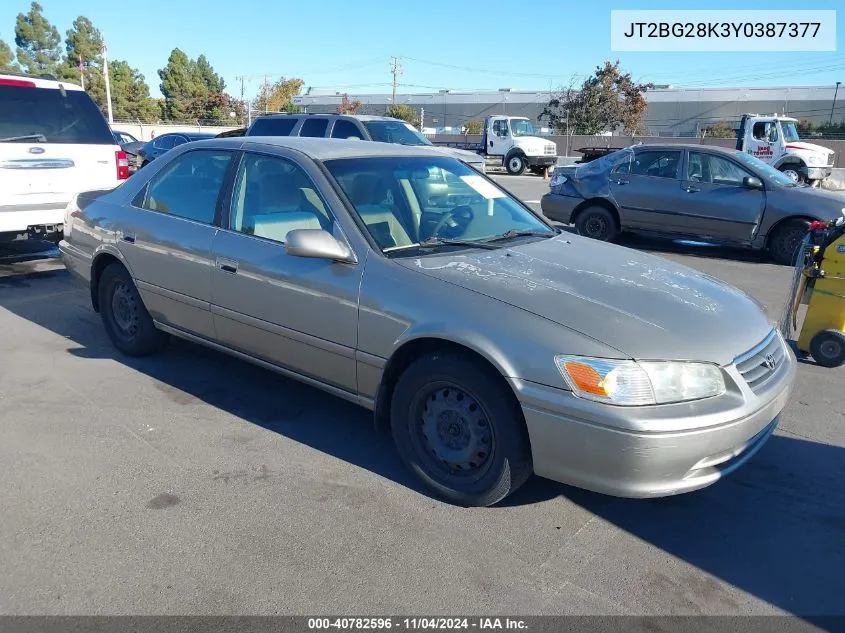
[780,217,845,368]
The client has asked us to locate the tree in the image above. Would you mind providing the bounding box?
[14,2,62,75]
[464,119,483,135]
[203,91,245,124]
[796,119,816,136]
[336,93,362,114]
[702,121,736,138]
[541,61,653,136]
[253,77,304,113]
[385,103,419,128]
[108,60,160,122]
[194,54,224,93]
[0,37,18,72]
[57,16,103,87]
[158,48,206,120]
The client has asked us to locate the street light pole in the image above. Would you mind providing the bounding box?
[830,81,841,126]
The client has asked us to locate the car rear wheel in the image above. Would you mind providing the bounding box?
[810,329,845,368]
[505,154,526,175]
[574,205,618,242]
[769,218,810,265]
[390,351,533,507]
[98,262,167,356]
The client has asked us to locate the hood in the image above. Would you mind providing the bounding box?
[778,183,845,217]
[428,145,485,165]
[514,136,556,154]
[396,235,773,366]
[784,141,832,155]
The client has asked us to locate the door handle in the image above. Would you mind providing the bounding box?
[217,258,239,274]
[614,179,629,185]
[684,186,700,193]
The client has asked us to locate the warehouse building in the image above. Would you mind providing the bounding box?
[292,84,844,137]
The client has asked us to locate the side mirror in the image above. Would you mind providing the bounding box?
[743,176,764,190]
[284,229,355,263]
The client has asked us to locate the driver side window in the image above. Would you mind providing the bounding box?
[492,120,509,137]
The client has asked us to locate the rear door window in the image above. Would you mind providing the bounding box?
[299,118,329,138]
[248,117,298,136]
[623,150,681,179]
[0,84,114,145]
[153,135,177,150]
[331,119,363,139]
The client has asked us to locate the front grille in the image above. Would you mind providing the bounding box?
[734,330,787,393]
[544,145,557,155]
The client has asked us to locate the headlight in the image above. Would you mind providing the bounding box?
[555,356,725,406]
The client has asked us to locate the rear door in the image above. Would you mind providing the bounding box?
[297,117,330,138]
[607,149,686,233]
[0,78,119,234]
[678,150,765,243]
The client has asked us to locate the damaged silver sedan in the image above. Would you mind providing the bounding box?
[60,136,796,506]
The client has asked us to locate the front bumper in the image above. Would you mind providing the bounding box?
[807,166,833,180]
[512,343,797,498]
[526,156,557,168]
[540,192,581,224]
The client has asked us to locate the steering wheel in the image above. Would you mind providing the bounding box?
[429,205,474,239]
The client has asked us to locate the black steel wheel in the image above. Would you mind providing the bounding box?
[390,351,532,506]
[98,262,167,356]
[574,205,618,242]
[769,218,810,266]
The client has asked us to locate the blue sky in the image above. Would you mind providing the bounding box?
[2,0,843,99]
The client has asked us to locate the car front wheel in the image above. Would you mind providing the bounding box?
[505,154,526,175]
[574,205,618,242]
[769,218,810,266]
[390,351,533,507]
[98,262,167,356]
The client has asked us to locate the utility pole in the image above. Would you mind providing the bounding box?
[101,39,113,124]
[263,74,269,113]
[390,56,402,105]
[237,75,247,126]
[830,81,841,126]
[420,107,424,131]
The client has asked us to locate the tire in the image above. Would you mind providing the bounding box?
[778,164,806,184]
[98,262,167,356]
[809,329,845,368]
[574,205,618,242]
[390,351,533,507]
[769,218,810,266]
[505,153,526,175]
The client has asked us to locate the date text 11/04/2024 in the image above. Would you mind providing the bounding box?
[307,618,528,630]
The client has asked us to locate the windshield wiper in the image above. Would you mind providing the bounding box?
[0,134,48,143]
[483,229,558,243]
[385,236,502,253]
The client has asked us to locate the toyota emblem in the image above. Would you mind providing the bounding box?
[762,354,776,370]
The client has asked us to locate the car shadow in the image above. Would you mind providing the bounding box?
[2,268,845,619]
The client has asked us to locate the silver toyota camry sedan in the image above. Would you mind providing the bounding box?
[60,136,797,506]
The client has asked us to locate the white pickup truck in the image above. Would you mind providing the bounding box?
[735,114,836,186]
[434,115,558,175]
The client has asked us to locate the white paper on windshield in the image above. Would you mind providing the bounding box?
[460,175,506,199]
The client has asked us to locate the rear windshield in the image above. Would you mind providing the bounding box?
[248,117,298,136]
[363,120,431,146]
[0,85,114,145]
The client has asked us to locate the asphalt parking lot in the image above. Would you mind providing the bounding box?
[1,174,844,618]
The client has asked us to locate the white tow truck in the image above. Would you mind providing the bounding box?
[434,115,558,175]
[735,114,836,186]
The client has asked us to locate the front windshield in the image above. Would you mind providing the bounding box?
[510,119,536,137]
[732,150,798,187]
[364,120,432,146]
[324,156,554,254]
[780,121,800,143]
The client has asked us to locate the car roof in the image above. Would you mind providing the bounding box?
[193,136,447,160]
[0,71,84,90]
[634,143,739,155]
[255,112,400,123]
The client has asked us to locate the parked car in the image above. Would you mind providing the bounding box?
[60,137,796,506]
[112,130,139,146]
[246,113,487,173]
[541,144,845,265]
[0,71,128,243]
[136,132,216,168]
[216,127,246,138]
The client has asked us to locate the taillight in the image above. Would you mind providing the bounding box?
[116,149,129,180]
[0,78,36,87]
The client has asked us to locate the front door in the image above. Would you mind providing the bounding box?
[745,119,778,166]
[210,150,362,393]
[116,148,235,339]
[488,118,511,157]
[678,150,765,244]
[608,148,686,233]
